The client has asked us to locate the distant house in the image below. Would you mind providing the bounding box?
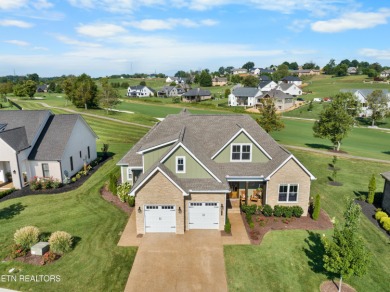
[259,75,271,81]
[251,68,261,75]
[158,86,179,97]
[182,88,211,103]
[36,84,48,93]
[276,83,302,96]
[232,68,248,75]
[0,110,97,189]
[340,89,390,116]
[291,69,321,77]
[347,67,358,75]
[380,70,390,78]
[212,77,228,86]
[166,77,188,84]
[381,171,390,214]
[127,85,156,97]
[258,89,295,111]
[280,76,302,86]
[228,87,262,107]
[258,80,277,92]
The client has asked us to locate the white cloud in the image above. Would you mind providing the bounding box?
[287,19,310,33]
[0,19,33,28]
[0,0,28,10]
[126,18,218,31]
[54,34,101,47]
[359,48,390,60]
[4,40,30,46]
[311,9,390,33]
[76,23,127,37]
[33,46,49,50]
[33,0,54,9]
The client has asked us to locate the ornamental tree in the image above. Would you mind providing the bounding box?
[367,174,376,204]
[256,98,284,133]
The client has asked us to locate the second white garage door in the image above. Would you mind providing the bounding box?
[144,205,176,233]
[189,202,219,229]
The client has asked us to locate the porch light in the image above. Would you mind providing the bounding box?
[178,207,182,214]
[221,204,224,215]
[13,170,16,174]
[138,207,142,213]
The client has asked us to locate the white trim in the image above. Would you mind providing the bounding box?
[130,166,188,196]
[230,143,252,162]
[211,128,272,160]
[160,142,221,183]
[142,155,145,174]
[225,176,265,182]
[266,155,316,180]
[127,167,133,181]
[176,156,186,173]
[136,139,178,154]
[277,183,299,203]
[189,189,230,193]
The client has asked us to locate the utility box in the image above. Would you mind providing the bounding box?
[31,242,50,256]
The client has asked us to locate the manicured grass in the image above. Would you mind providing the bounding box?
[270,118,390,160]
[225,150,390,292]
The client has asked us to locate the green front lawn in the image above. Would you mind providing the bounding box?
[225,150,390,292]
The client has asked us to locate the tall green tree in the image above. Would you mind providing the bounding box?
[27,73,39,83]
[313,93,357,151]
[0,81,13,98]
[272,64,289,81]
[365,90,390,126]
[24,80,37,98]
[99,78,121,114]
[199,70,212,87]
[242,61,255,70]
[367,174,376,204]
[63,74,99,109]
[322,199,370,292]
[256,98,285,133]
[242,75,259,87]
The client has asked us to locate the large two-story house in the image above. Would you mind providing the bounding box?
[228,87,262,107]
[117,110,315,234]
[0,110,97,189]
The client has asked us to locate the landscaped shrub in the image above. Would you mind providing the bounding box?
[41,251,57,265]
[224,217,231,233]
[312,194,321,220]
[127,195,135,207]
[283,207,293,218]
[0,188,15,199]
[241,204,257,215]
[367,174,376,204]
[14,226,40,249]
[109,172,119,195]
[273,205,284,217]
[292,206,304,218]
[49,231,73,255]
[117,182,131,203]
[249,222,255,229]
[10,244,27,259]
[262,204,273,217]
[375,211,388,221]
[29,177,41,190]
[380,216,389,225]
[381,217,390,231]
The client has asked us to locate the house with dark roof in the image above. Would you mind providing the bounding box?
[36,84,49,93]
[117,110,315,234]
[157,86,179,97]
[181,88,211,103]
[276,83,302,96]
[228,87,262,107]
[258,80,277,92]
[212,77,228,86]
[257,89,295,111]
[280,76,302,86]
[381,171,390,214]
[0,110,97,189]
[127,85,156,97]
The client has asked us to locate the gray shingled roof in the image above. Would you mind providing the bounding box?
[182,88,211,96]
[232,87,261,97]
[382,171,390,181]
[259,81,273,89]
[282,76,301,82]
[277,83,295,91]
[28,115,80,160]
[122,110,299,193]
[0,127,29,151]
[261,89,291,99]
[340,89,389,98]
[129,85,156,93]
[0,110,50,145]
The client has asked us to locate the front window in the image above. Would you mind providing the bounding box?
[278,184,298,202]
[176,156,185,173]
[231,144,251,161]
[127,168,133,181]
[42,163,50,177]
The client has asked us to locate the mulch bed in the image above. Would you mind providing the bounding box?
[320,280,356,292]
[356,199,390,237]
[328,181,343,186]
[242,209,334,245]
[4,251,61,266]
[100,185,133,215]
[0,156,112,203]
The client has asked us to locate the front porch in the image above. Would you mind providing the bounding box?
[0,181,14,190]
[227,181,266,213]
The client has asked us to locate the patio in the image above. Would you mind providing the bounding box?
[0,181,14,190]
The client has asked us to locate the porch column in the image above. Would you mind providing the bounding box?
[245,181,248,205]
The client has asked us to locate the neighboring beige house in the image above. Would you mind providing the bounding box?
[232,68,248,75]
[0,110,97,189]
[117,110,315,234]
[257,89,295,111]
[181,88,211,103]
[381,171,390,214]
[212,77,228,86]
[157,86,179,97]
[291,69,321,76]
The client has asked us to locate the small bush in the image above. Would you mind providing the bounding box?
[49,231,73,255]
[245,213,252,223]
[41,251,57,265]
[75,174,81,180]
[14,226,40,249]
[262,204,273,217]
[117,182,131,203]
[224,217,231,233]
[0,188,15,199]
[367,174,376,204]
[312,194,321,220]
[283,207,293,218]
[71,177,77,183]
[109,172,119,195]
[273,205,283,217]
[241,204,257,215]
[382,217,390,231]
[249,222,255,229]
[375,211,388,221]
[380,216,389,225]
[127,196,135,207]
[292,206,304,218]
[9,244,27,259]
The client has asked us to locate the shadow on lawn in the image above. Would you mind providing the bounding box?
[0,203,26,220]
[383,151,390,156]
[305,143,333,150]
[353,191,383,208]
[303,231,334,278]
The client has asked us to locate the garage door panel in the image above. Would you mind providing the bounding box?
[189,202,219,230]
[145,205,176,233]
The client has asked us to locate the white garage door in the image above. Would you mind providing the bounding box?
[189,202,219,229]
[144,205,176,233]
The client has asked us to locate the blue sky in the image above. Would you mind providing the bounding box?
[1,0,390,77]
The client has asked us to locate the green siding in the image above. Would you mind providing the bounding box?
[164,147,212,179]
[144,144,171,171]
[213,132,270,163]
[121,166,130,183]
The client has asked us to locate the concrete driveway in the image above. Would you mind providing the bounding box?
[124,230,228,292]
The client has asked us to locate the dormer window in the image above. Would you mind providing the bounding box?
[231,144,251,161]
[176,156,186,173]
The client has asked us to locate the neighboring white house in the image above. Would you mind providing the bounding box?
[228,87,262,107]
[340,89,390,116]
[380,70,390,78]
[232,68,248,75]
[0,110,98,189]
[279,76,302,87]
[276,83,302,96]
[258,80,277,92]
[127,85,156,97]
[347,67,358,75]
